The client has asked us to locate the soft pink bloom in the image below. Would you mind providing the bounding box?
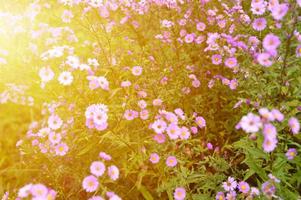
[149,153,160,164]
[48,115,63,130]
[179,126,190,140]
[124,109,138,120]
[151,119,167,134]
[252,18,267,31]
[166,123,180,140]
[174,187,186,200]
[286,148,297,160]
[257,52,273,67]
[240,113,262,133]
[224,57,237,68]
[195,116,206,128]
[196,22,206,31]
[211,54,222,65]
[184,34,194,43]
[289,117,300,134]
[108,165,119,181]
[263,123,277,139]
[222,177,237,191]
[262,137,278,152]
[30,184,48,197]
[99,152,112,161]
[140,109,149,120]
[90,161,106,177]
[132,66,143,76]
[263,34,281,51]
[82,175,99,192]
[166,156,177,167]
[153,133,166,144]
[238,181,250,194]
[55,143,69,156]
[271,109,284,122]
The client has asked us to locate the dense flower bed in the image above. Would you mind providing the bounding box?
[0,0,300,199]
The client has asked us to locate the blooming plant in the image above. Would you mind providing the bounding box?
[0,0,301,199]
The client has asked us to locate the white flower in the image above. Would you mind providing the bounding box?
[58,71,73,86]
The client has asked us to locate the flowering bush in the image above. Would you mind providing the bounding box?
[0,0,300,199]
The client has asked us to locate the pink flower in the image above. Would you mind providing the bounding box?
[140,109,149,120]
[108,165,119,181]
[166,123,180,140]
[222,177,237,191]
[48,115,63,130]
[240,113,262,133]
[149,153,160,164]
[196,22,206,31]
[271,3,289,20]
[286,148,297,160]
[174,187,186,200]
[124,110,138,120]
[151,119,167,134]
[166,156,177,167]
[252,18,267,31]
[153,133,166,144]
[88,196,104,200]
[132,66,143,76]
[262,137,277,152]
[296,45,301,57]
[238,181,250,194]
[259,108,275,122]
[153,98,163,106]
[195,116,206,128]
[271,109,284,122]
[263,124,277,139]
[99,152,112,161]
[211,54,222,65]
[39,67,54,83]
[224,57,237,68]
[55,143,69,156]
[179,126,190,140]
[263,34,281,51]
[90,161,106,177]
[30,184,48,197]
[82,175,99,192]
[48,132,61,144]
[184,33,194,43]
[257,52,273,67]
[288,117,300,134]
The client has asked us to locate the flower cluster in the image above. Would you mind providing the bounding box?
[238,108,300,152]
[85,104,109,131]
[82,152,120,199]
[17,183,56,200]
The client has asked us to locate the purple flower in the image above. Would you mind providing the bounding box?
[263,123,277,139]
[240,113,262,133]
[262,137,277,152]
[238,181,250,194]
[215,192,225,200]
[263,34,281,52]
[288,117,300,134]
[261,181,276,198]
[271,3,289,21]
[212,54,222,65]
[252,18,267,31]
[286,148,297,160]
[224,57,237,68]
[257,52,273,67]
[222,177,237,191]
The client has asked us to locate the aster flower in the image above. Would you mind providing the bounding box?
[212,54,222,65]
[252,18,267,31]
[289,117,300,134]
[238,181,250,194]
[250,187,260,197]
[224,57,237,68]
[55,142,69,156]
[166,156,177,167]
[257,52,273,67]
[58,71,73,86]
[39,67,54,83]
[263,34,281,52]
[195,116,206,128]
[166,123,180,140]
[88,196,104,200]
[215,192,225,200]
[174,187,186,200]
[261,181,276,198]
[179,126,191,140]
[48,115,63,130]
[286,148,297,160]
[90,161,105,177]
[271,109,284,122]
[262,123,277,139]
[153,133,166,144]
[82,175,99,192]
[240,113,262,133]
[99,152,112,161]
[271,3,289,21]
[222,177,237,191]
[151,119,167,134]
[30,184,48,198]
[149,153,160,164]
[184,33,194,43]
[18,184,33,198]
[132,66,143,76]
[262,137,277,152]
[225,191,236,200]
[108,165,119,181]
